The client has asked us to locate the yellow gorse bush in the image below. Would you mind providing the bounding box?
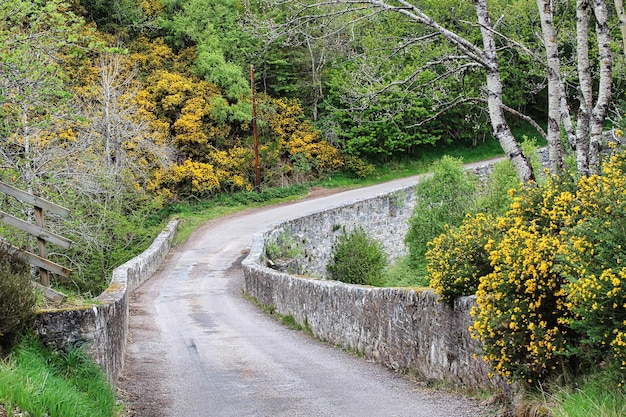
[467,151,626,387]
[148,159,220,199]
[556,151,626,370]
[471,222,572,386]
[427,213,497,304]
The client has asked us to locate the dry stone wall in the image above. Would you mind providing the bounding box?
[267,186,417,277]
[33,219,179,385]
[243,163,505,390]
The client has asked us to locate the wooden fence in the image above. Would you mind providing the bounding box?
[0,181,72,299]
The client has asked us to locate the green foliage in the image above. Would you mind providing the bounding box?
[381,255,429,288]
[53,184,165,295]
[159,0,253,99]
[477,158,520,217]
[265,229,302,267]
[548,365,626,417]
[327,227,387,286]
[77,0,149,37]
[426,213,498,304]
[478,139,542,217]
[405,156,478,264]
[0,335,116,417]
[0,249,35,353]
[342,155,376,179]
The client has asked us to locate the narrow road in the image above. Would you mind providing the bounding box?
[118,175,493,417]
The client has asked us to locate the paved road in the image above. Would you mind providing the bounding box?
[118,174,492,417]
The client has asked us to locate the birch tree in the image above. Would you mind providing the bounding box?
[81,52,173,185]
[263,0,616,181]
[0,0,83,193]
[537,0,565,172]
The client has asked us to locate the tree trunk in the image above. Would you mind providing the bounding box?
[615,0,626,58]
[475,0,535,183]
[575,0,592,176]
[560,86,577,151]
[589,0,612,170]
[536,0,565,173]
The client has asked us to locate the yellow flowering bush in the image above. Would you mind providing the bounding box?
[426,213,497,304]
[557,151,626,368]
[148,159,220,200]
[257,95,343,184]
[469,151,626,386]
[472,223,573,386]
[471,173,579,387]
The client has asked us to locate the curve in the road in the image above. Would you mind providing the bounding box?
[119,175,494,417]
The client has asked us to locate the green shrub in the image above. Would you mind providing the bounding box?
[265,229,303,273]
[405,155,478,265]
[343,155,375,178]
[327,227,387,286]
[382,255,429,288]
[0,248,35,353]
[426,213,498,304]
[478,139,541,217]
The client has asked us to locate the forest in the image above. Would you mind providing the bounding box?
[0,0,624,294]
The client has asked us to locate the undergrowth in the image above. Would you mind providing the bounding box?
[0,335,117,417]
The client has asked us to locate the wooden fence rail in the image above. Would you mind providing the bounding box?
[0,181,72,289]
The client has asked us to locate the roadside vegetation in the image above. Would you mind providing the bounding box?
[0,336,117,417]
[1,0,625,415]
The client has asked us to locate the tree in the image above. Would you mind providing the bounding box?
[259,0,617,181]
[159,0,253,102]
[405,156,478,265]
[0,0,85,194]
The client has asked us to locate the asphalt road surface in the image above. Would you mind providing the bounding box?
[118,174,494,417]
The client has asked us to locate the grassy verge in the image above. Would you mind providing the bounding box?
[546,367,626,417]
[381,255,430,288]
[0,335,117,417]
[161,184,311,246]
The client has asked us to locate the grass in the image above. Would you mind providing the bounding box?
[381,256,430,288]
[0,334,118,417]
[546,367,626,417]
[161,184,310,246]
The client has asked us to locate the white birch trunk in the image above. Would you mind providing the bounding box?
[476,0,534,183]
[589,0,612,170]
[560,86,577,151]
[536,0,564,173]
[575,0,592,176]
[615,0,626,58]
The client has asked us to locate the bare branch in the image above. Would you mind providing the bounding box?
[407,96,547,141]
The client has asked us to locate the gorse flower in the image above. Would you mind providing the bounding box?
[436,150,626,387]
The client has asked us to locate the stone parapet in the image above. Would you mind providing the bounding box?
[243,166,505,389]
[33,219,179,385]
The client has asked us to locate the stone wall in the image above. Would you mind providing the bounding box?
[33,219,179,385]
[266,186,417,277]
[243,164,505,390]
[266,163,497,278]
